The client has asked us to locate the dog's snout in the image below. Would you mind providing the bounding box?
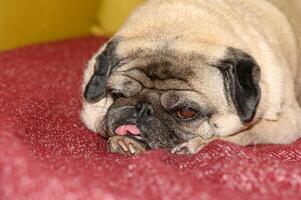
[134,101,154,118]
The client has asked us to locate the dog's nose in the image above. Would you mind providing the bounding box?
[134,101,154,118]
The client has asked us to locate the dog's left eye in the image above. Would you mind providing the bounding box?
[176,107,199,120]
[110,90,125,100]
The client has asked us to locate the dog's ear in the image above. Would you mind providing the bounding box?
[84,40,119,103]
[217,47,261,123]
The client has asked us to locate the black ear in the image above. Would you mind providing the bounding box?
[84,40,119,103]
[217,47,261,123]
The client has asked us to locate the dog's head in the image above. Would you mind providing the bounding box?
[81,37,261,149]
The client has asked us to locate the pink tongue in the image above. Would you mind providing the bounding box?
[115,125,141,136]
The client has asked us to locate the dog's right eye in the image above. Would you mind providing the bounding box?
[110,90,125,100]
[175,107,199,120]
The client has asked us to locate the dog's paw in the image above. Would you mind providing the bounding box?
[171,137,207,155]
[107,136,147,155]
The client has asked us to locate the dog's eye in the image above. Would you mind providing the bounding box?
[110,90,125,100]
[176,107,199,120]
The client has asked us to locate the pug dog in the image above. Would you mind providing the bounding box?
[81,0,301,155]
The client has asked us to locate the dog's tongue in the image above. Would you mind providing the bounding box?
[115,125,141,136]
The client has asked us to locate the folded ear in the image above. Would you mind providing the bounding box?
[84,40,119,103]
[217,47,261,123]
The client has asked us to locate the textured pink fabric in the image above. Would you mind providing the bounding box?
[1,37,301,200]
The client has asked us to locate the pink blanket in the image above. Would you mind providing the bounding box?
[1,37,301,200]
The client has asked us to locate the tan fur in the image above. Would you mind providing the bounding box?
[82,0,301,154]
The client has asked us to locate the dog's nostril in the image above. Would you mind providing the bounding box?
[135,101,154,117]
[136,101,144,111]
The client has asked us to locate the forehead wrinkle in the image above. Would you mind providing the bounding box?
[117,57,195,82]
[115,67,208,97]
[153,79,191,90]
[121,72,192,91]
[113,47,210,93]
[115,47,206,72]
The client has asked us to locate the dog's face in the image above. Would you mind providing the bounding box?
[81,37,261,150]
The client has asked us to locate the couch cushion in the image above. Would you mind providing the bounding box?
[1,37,301,200]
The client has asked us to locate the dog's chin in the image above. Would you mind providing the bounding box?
[137,116,183,149]
[107,115,184,150]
